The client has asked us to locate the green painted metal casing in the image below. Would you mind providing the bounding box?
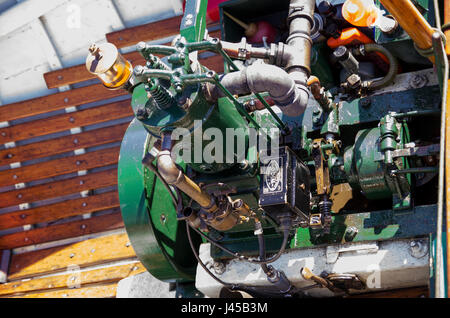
[118,119,200,282]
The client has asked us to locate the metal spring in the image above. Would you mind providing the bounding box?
[318,198,332,234]
[147,79,175,109]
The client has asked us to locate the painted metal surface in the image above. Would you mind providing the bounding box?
[118,118,198,282]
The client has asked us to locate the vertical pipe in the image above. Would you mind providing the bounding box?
[379,0,436,62]
[445,0,450,298]
[444,0,450,56]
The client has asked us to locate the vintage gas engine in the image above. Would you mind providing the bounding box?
[86,0,446,297]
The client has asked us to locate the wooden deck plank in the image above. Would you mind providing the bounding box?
[0,212,124,250]
[0,261,144,296]
[0,99,132,145]
[0,191,119,231]
[0,84,128,123]
[7,283,118,298]
[106,15,183,49]
[0,123,128,166]
[8,233,135,280]
[0,146,120,188]
[0,169,117,209]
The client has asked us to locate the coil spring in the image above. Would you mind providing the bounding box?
[318,199,332,234]
[147,79,175,109]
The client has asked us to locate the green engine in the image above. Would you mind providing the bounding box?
[86,0,446,297]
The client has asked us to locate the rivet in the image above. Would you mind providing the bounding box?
[70,253,75,258]
[80,224,87,229]
[64,98,69,103]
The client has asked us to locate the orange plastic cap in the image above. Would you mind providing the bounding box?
[342,0,379,27]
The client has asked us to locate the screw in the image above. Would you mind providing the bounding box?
[345,226,358,241]
[70,253,75,258]
[410,74,428,89]
[136,108,148,120]
[213,261,226,275]
[80,224,86,229]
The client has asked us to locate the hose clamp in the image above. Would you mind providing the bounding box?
[287,6,314,27]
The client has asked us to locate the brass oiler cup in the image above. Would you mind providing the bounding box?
[86,43,132,89]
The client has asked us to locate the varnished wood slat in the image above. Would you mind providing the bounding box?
[0,83,128,123]
[200,54,224,73]
[8,233,135,280]
[44,28,221,89]
[106,15,183,49]
[0,191,119,231]
[0,99,132,145]
[0,261,144,296]
[7,283,118,298]
[0,146,120,188]
[0,169,117,208]
[0,212,124,250]
[0,123,129,166]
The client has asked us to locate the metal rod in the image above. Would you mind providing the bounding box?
[391,167,439,174]
[379,0,436,62]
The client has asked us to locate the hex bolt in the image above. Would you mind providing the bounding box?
[409,240,428,258]
[410,74,428,89]
[136,108,148,121]
[213,261,226,275]
[344,226,359,242]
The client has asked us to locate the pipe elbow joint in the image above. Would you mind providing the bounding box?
[280,84,310,117]
[156,150,183,185]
